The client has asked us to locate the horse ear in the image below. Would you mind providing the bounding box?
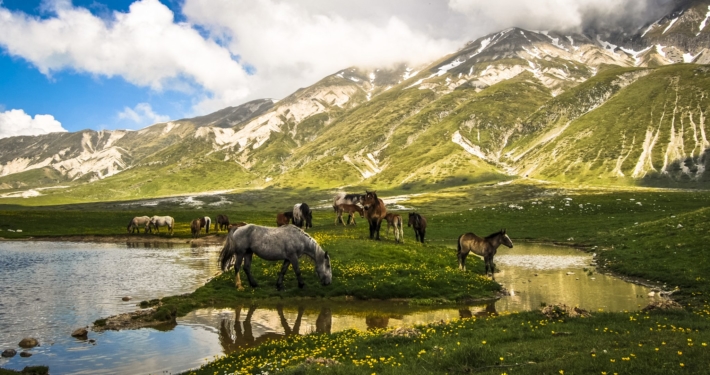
[324,251,330,259]
[502,228,506,234]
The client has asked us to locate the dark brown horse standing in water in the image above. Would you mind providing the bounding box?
[362,191,386,240]
[457,229,513,280]
[407,212,427,243]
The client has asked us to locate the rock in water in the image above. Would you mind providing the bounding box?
[71,327,88,339]
[19,351,32,358]
[18,338,39,348]
[1,349,17,357]
[121,296,132,301]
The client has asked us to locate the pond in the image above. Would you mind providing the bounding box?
[0,241,654,374]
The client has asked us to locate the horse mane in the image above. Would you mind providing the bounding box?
[485,230,505,239]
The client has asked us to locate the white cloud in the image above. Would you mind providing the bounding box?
[0,0,250,114]
[447,0,671,33]
[117,103,170,126]
[183,0,460,101]
[0,109,66,139]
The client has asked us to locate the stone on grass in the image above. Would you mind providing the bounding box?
[383,327,421,338]
[304,357,340,367]
[642,299,683,312]
[18,338,39,348]
[541,304,590,320]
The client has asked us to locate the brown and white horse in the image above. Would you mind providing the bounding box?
[362,191,387,240]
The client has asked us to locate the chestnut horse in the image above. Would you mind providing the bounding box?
[457,229,513,279]
[384,213,404,243]
[362,191,387,240]
[190,219,201,238]
[276,212,292,227]
[407,212,427,243]
[335,204,364,225]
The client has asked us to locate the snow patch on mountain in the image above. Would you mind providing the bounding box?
[699,6,710,35]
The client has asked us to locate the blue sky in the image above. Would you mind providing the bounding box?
[0,0,201,132]
[0,0,667,138]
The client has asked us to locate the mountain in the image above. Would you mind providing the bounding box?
[1,0,709,202]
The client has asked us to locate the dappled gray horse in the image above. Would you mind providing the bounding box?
[149,216,174,235]
[127,216,151,234]
[457,229,513,279]
[219,224,332,291]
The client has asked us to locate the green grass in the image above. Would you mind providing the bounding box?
[183,309,710,375]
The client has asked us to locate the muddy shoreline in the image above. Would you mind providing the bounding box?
[0,234,227,246]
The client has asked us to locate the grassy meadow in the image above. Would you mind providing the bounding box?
[2,181,710,374]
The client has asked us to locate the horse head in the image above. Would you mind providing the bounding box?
[316,250,332,286]
[501,229,514,248]
[407,212,418,227]
[362,191,378,209]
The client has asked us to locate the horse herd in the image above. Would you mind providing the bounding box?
[127,213,240,238]
[213,190,515,291]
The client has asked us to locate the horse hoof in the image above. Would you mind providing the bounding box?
[250,283,259,288]
[298,283,305,289]
[276,284,284,291]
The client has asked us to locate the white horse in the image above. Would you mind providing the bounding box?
[149,216,174,235]
[127,216,151,234]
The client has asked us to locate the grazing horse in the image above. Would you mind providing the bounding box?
[333,193,363,223]
[127,216,151,234]
[335,204,364,225]
[219,224,332,291]
[190,219,201,238]
[276,212,291,227]
[362,191,387,240]
[200,216,212,234]
[149,216,174,235]
[292,203,313,229]
[384,213,404,243]
[457,229,513,280]
[215,214,230,232]
[407,213,427,243]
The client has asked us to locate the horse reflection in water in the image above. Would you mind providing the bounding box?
[458,302,498,319]
[218,305,332,353]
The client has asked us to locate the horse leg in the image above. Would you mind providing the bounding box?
[242,253,259,288]
[276,259,290,291]
[234,254,244,290]
[457,252,463,270]
[368,219,375,239]
[420,229,426,244]
[291,256,305,289]
[490,257,496,280]
[375,219,382,240]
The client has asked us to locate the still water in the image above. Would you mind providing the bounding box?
[0,241,653,374]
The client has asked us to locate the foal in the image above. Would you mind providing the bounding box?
[384,213,404,243]
[335,204,364,225]
[407,212,427,243]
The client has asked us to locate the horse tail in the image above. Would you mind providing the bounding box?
[457,233,464,254]
[219,230,237,272]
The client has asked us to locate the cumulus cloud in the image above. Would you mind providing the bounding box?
[182,0,460,101]
[0,0,250,114]
[117,103,170,127]
[0,109,67,139]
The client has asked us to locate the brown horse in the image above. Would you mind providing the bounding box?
[276,212,292,227]
[384,213,404,243]
[190,219,201,238]
[229,222,248,232]
[335,204,364,225]
[215,214,229,232]
[407,212,427,243]
[362,191,387,240]
[457,229,513,279]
